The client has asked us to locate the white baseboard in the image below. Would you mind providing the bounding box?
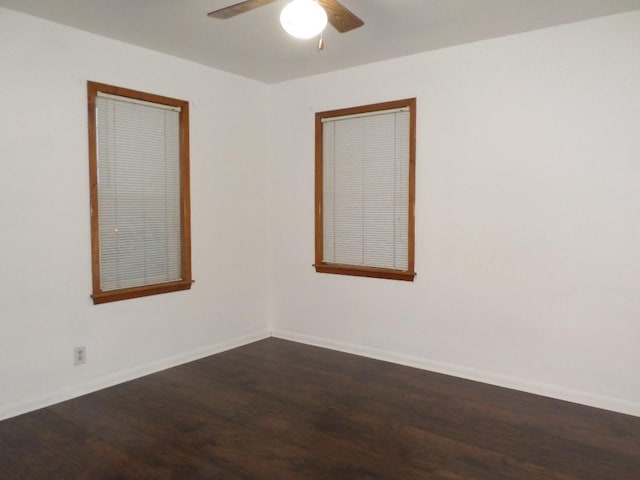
[0,329,270,422]
[5,328,638,421]
[272,329,640,418]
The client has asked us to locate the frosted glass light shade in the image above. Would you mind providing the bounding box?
[280,0,328,39]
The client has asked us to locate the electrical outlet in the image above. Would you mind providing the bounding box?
[74,346,86,366]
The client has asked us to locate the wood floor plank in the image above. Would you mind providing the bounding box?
[1,338,638,479]
[238,339,640,473]
[206,340,640,478]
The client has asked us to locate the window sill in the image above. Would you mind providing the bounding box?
[91,280,193,305]
[314,264,415,282]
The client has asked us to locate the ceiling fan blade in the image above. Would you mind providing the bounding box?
[208,0,280,19]
[318,0,364,33]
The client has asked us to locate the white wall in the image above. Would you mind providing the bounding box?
[0,8,270,419]
[268,11,640,416]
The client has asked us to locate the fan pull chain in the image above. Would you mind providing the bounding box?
[318,33,324,51]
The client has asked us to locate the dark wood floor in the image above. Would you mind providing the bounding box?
[1,338,638,479]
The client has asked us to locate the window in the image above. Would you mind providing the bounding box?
[87,81,192,304]
[315,98,416,281]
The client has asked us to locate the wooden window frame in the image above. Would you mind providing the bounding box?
[314,98,417,281]
[87,81,192,304]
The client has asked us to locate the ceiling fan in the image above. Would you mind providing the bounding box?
[208,0,364,38]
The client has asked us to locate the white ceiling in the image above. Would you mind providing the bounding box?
[2,0,640,83]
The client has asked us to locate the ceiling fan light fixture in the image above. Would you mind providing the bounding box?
[280,0,328,40]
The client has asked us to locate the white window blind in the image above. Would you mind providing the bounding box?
[322,108,410,270]
[95,93,182,291]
